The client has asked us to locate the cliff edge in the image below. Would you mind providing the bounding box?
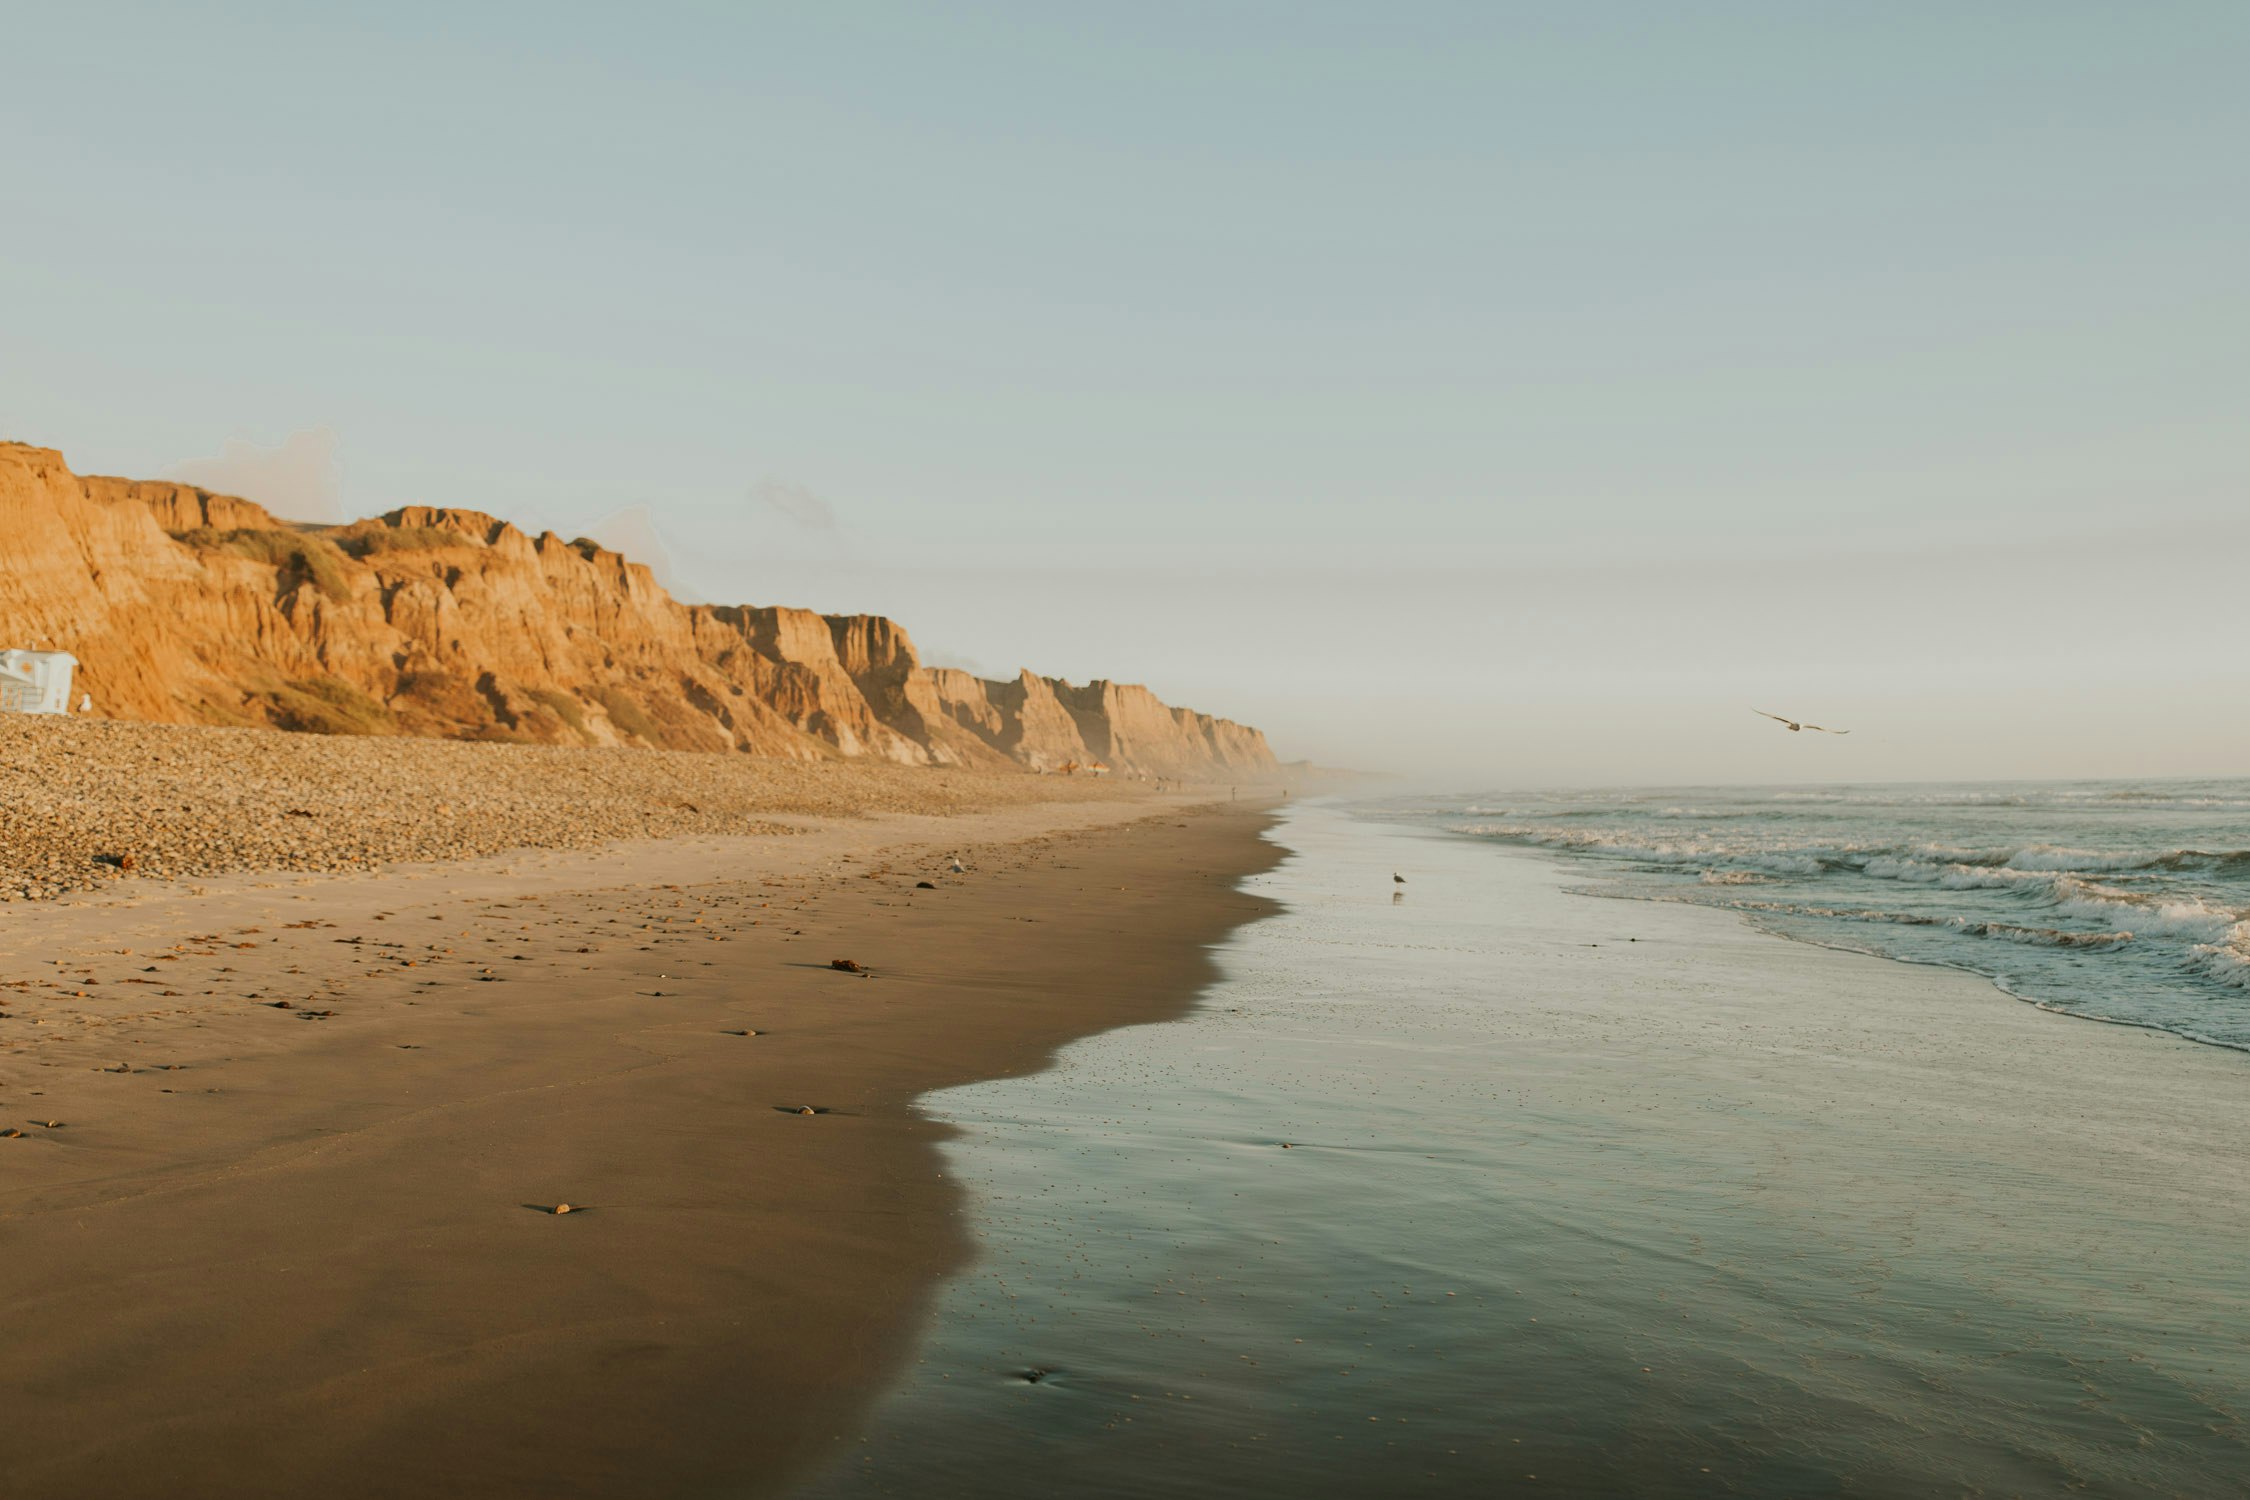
[0,442,1277,779]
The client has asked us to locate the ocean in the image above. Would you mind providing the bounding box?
[794,792,2250,1499]
[1420,778,2250,1051]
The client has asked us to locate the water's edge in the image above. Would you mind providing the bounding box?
[797,800,2250,1499]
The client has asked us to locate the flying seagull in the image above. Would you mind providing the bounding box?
[1753,709,1850,735]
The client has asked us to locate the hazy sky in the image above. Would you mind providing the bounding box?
[4,3,2244,784]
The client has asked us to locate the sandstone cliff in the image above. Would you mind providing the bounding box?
[0,442,1277,778]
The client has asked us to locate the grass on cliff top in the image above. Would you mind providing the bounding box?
[174,526,357,602]
[266,676,399,736]
[336,526,474,559]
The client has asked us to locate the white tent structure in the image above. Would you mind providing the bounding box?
[0,650,78,715]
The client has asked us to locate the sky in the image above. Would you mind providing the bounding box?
[2,2,2244,785]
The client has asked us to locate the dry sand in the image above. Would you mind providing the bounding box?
[0,726,1282,1498]
[0,715,1168,900]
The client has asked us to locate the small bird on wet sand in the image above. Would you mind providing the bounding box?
[1393,873,1406,884]
[948,857,966,874]
[1753,709,1850,735]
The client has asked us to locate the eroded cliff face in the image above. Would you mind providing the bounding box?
[0,442,1278,778]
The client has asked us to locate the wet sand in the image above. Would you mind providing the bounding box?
[807,803,2250,1498]
[0,794,1281,1498]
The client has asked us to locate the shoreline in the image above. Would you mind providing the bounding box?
[0,791,1283,1499]
[1543,857,2250,1056]
[805,803,2250,1497]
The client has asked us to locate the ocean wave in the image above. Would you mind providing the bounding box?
[1749,843,2246,879]
[2186,938,2250,990]
[1861,854,1945,883]
[1935,865,2059,891]
[1991,845,2250,874]
[2047,884,2245,944]
[1710,898,1941,927]
[1704,895,2140,953]
[2001,845,2186,872]
[1432,778,2250,1049]
[2058,788,2250,809]
[1767,790,2035,808]
[1955,922,2134,950]
[1455,823,1869,870]
[1461,822,2250,884]
[1694,873,2244,946]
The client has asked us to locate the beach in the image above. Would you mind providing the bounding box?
[807,802,2250,1498]
[0,719,1281,1498]
[0,715,1163,901]
[10,744,2249,1500]
[10,6,2236,1494]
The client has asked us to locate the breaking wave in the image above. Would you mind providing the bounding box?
[1433,777,2250,1051]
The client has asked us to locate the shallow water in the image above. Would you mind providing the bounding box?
[793,802,2250,1498]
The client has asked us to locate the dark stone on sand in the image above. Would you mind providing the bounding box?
[916,881,936,889]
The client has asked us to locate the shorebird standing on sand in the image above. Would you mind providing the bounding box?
[1753,709,1850,735]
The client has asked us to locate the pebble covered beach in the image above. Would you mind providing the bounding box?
[0,715,1135,900]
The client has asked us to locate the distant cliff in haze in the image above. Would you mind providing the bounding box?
[0,442,1277,779]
